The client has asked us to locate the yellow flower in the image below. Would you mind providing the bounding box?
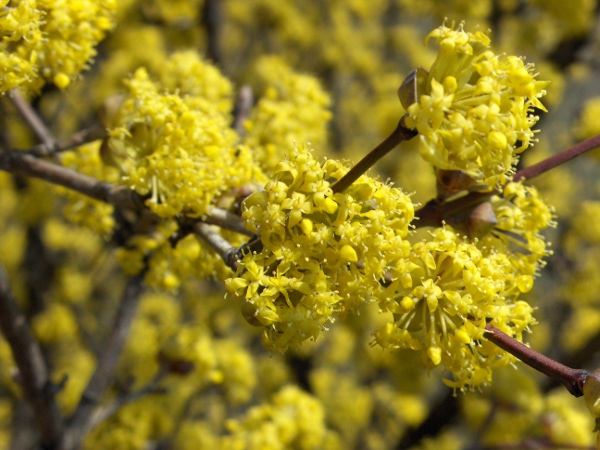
[227,144,414,352]
[401,23,548,188]
[0,0,116,93]
[374,228,536,389]
[110,63,264,219]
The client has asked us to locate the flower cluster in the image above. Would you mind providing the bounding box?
[244,56,332,172]
[109,64,253,218]
[222,385,334,449]
[374,228,536,389]
[58,142,119,236]
[226,145,414,352]
[402,23,548,188]
[58,51,268,288]
[0,0,116,93]
[484,181,555,277]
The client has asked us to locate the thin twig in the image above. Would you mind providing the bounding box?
[204,207,253,236]
[10,90,57,148]
[485,324,588,397]
[86,371,167,432]
[23,123,108,157]
[0,148,146,210]
[194,222,238,269]
[64,273,146,450]
[514,133,600,182]
[0,262,64,448]
[331,115,417,194]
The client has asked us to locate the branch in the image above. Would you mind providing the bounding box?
[0,262,64,448]
[64,273,145,450]
[514,133,600,182]
[485,324,588,397]
[10,90,57,148]
[0,148,146,210]
[204,207,253,236]
[23,123,108,157]
[331,115,417,193]
[194,222,238,269]
[415,133,600,228]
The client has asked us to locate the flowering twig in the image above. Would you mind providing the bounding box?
[485,324,588,397]
[0,262,64,449]
[64,273,146,450]
[415,132,600,228]
[10,89,57,148]
[331,115,417,193]
[23,123,108,157]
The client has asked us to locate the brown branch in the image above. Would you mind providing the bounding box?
[415,192,492,228]
[331,115,417,194]
[485,324,588,397]
[0,262,64,448]
[64,274,145,450]
[194,222,238,269]
[10,90,57,148]
[0,148,146,210]
[514,133,600,182]
[203,207,253,236]
[23,124,108,157]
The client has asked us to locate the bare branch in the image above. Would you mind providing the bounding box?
[64,273,145,450]
[0,148,146,210]
[0,262,64,448]
[10,90,57,148]
[331,115,417,193]
[514,133,600,182]
[204,207,252,236]
[194,222,238,269]
[23,123,108,157]
[485,324,588,397]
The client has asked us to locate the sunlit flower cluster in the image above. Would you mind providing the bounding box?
[109,57,262,218]
[374,228,536,389]
[226,145,414,352]
[108,68,222,217]
[0,0,116,93]
[402,24,548,188]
